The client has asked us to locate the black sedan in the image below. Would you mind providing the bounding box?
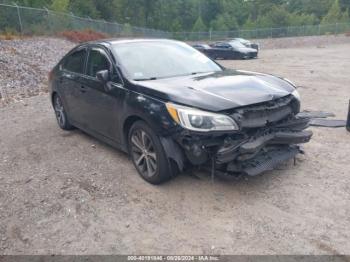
[212,41,258,59]
[49,39,312,184]
[193,41,258,60]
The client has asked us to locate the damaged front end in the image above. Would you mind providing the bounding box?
[169,95,312,177]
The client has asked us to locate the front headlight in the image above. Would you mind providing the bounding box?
[166,103,239,132]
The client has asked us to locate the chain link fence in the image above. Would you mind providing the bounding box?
[1,3,350,41]
[174,23,350,41]
[0,3,171,38]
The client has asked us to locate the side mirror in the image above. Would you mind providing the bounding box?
[96,70,110,83]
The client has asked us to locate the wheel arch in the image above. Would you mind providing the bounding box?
[122,115,145,150]
[51,91,57,105]
[122,114,185,173]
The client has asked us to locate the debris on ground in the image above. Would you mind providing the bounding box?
[298,110,347,128]
[298,110,336,119]
[310,119,346,128]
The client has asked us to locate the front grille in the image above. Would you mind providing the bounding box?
[230,95,297,129]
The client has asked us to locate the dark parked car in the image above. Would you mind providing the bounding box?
[192,43,212,51]
[205,41,258,59]
[193,41,258,60]
[192,43,223,59]
[231,38,260,51]
[49,39,312,184]
[192,43,214,57]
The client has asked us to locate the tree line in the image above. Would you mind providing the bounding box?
[1,0,350,32]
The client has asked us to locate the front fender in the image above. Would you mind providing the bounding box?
[119,90,179,144]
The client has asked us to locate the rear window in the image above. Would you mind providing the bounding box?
[63,49,86,74]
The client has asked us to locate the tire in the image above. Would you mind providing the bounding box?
[53,94,74,130]
[128,120,174,184]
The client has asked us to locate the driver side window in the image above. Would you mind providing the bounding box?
[87,49,110,77]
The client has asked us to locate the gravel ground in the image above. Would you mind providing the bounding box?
[0,37,74,104]
[0,37,350,255]
[256,34,350,49]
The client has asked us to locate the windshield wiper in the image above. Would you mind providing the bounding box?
[134,71,215,81]
[134,77,157,81]
[190,71,215,75]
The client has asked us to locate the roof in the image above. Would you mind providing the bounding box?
[87,38,178,46]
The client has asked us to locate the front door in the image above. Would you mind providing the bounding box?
[79,47,124,143]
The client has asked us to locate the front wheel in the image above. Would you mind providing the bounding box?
[128,121,174,184]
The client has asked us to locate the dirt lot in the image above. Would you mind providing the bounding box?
[0,40,350,255]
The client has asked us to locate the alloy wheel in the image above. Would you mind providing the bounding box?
[130,129,158,177]
[54,96,65,127]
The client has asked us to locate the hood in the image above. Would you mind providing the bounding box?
[132,69,296,112]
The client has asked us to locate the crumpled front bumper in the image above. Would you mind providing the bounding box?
[216,129,312,164]
[215,116,312,176]
[171,115,313,177]
[217,132,312,176]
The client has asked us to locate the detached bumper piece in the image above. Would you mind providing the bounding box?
[214,117,312,176]
[227,146,300,176]
[216,129,312,164]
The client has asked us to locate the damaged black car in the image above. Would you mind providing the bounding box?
[49,39,312,184]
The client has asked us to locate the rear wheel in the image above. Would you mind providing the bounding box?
[128,121,173,184]
[53,94,73,130]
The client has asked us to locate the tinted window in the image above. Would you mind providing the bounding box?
[87,49,110,77]
[63,49,86,74]
[213,43,228,48]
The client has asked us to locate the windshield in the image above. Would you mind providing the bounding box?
[229,41,246,49]
[112,41,222,80]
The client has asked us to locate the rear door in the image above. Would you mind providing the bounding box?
[79,46,124,142]
[220,43,234,59]
[212,43,231,58]
[59,48,88,124]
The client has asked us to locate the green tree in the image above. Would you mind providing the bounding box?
[192,16,206,31]
[6,0,350,33]
[50,0,69,12]
[255,6,291,28]
[322,0,348,23]
[69,0,100,18]
[289,13,318,26]
[210,13,238,31]
[243,15,256,29]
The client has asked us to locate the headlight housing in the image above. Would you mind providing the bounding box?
[166,103,239,132]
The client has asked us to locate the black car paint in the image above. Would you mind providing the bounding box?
[134,70,294,112]
[50,39,311,178]
[51,42,178,152]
